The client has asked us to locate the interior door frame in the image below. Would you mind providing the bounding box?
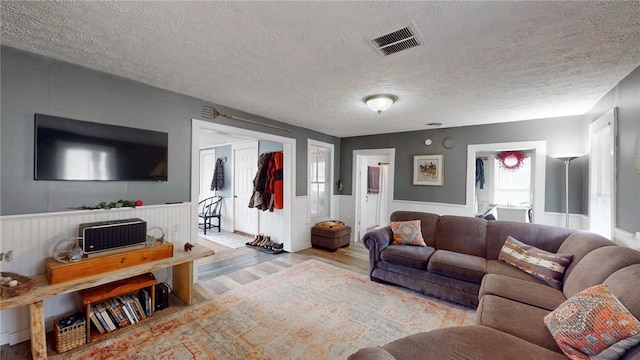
[190,119,296,250]
[352,148,395,242]
[466,141,547,223]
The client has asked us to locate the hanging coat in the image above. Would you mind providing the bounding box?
[475,158,485,189]
[273,151,284,209]
[210,158,225,191]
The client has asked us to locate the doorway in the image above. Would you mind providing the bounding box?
[466,141,547,224]
[190,119,296,252]
[353,148,395,242]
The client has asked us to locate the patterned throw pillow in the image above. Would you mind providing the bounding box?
[390,220,426,247]
[498,236,573,289]
[544,284,640,360]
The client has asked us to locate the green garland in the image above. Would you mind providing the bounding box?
[79,200,139,210]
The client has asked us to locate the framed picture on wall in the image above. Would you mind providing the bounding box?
[413,154,444,186]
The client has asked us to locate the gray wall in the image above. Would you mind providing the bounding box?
[584,66,640,233]
[1,46,339,215]
[340,116,587,214]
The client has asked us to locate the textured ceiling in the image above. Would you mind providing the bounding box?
[2,1,639,137]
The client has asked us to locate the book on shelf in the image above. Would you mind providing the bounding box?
[91,305,109,333]
[95,302,117,332]
[106,298,130,328]
[116,296,137,324]
[139,288,152,317]
[88,305,106,334]
[125,294,145,321]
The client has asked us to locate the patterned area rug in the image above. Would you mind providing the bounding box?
[199,229,252,249]
[70,260,474,360]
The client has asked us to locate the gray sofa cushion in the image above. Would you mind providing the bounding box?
[485,221,573,260]
[486,259,547,284]
[435,215,487,257]
[427,250,486,284]
[349,326,568,360]
[563,246,640,299]
[347,346,396,360]
[604,264,640,319]
[380,245,435,270]
[476,294,561,353]
[479,273,567,311]
[557,231,615,282]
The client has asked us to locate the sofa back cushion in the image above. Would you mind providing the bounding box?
[603,264,640,320]
[486,221,573,260]
[390,211,440,247]
[557,231,615,282]
[435,215,487,258]
[563,246,640,299]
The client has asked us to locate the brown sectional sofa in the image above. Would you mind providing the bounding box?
[349,211,640,360]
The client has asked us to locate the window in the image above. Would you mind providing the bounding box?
[589,109,616,240]
[493,156,532,206]
[308,140,333,222]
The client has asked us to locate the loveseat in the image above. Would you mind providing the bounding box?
[349,211,640,360]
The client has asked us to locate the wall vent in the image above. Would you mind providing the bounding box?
[369,26,423,56]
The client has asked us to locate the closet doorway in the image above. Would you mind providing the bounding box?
[190,119,296,252]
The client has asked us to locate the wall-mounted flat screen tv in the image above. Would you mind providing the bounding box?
[35,114,168,181]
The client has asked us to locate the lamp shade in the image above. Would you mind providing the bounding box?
[551,153,585,162]
[365,94,396,114]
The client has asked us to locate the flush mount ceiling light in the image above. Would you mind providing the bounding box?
[365,94,396,114]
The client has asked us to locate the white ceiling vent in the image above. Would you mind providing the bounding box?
[369,26,423,56]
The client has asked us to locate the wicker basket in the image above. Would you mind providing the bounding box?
[54,313,86,353]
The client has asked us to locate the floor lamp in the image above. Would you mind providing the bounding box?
[552,154,584,228]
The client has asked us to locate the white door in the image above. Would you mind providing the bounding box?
[199,149,216,202]
[233,142,259,235]
[353,149,394,241]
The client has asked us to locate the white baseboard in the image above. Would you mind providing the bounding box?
[0,328,31,346]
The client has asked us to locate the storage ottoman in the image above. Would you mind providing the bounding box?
[311,223,351,252]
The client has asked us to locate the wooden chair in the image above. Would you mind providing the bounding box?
[198,196,222,234]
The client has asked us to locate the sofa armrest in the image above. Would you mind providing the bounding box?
[362,226,393,277]
[363,226,392,256]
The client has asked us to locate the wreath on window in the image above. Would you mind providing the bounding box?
[496,151,527,171]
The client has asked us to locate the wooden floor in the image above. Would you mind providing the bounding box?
[0,238,370,360]
[192,238,369,301]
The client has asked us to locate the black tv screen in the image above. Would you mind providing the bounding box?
[35,114,168,181]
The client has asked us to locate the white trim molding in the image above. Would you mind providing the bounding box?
[614,228,640,250]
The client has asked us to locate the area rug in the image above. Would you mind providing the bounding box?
[198,229,252,249]
[70,260,474,360]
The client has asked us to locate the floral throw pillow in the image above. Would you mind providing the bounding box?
[498,236,573,289]
[390,220,426,247]
[544,284,640,360]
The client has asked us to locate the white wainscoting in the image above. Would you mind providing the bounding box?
[388,199,468,216]
[258,209,285,249]
[0,203,192,346]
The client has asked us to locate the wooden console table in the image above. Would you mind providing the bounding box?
[0,244,214,359]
